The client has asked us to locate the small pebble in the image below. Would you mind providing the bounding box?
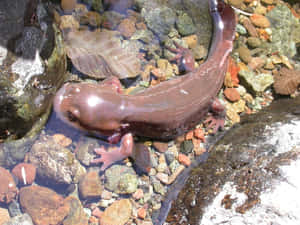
[152,141,169,153]
[182,35,198,49]
[178,153,191,167]
[224,88,241,102]
[133,189,144,200]
[61,0,76,13]
[138,207,147,219]
[156,173,169,184]
[250,14,270,28]
[237,46,252,64]
[52,134,72,147]
[118,18,136,38]
[12,163,36,185]
[194,128,205,141]
[247,37,261,48]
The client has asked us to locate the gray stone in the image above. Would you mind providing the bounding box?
[176,11,196,36]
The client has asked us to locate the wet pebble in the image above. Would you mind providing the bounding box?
[152,141,169,153]
[0,208,10,224]
[105,165,138,194]
[59,15,80,31]
[228,0,243,8]
[0,167,18,204]
[237,46,252,64]
[180,140,193,154]
[19,185,70,225]
[178,153,191,167]
[61,0,76,14]
[100,199,132,225]
[3,213,34,225]
[247,37,262,48]
[250,14,270,28]
[79,171,103,199]
[80,11,102,27]
[176,12,196,36]
[224,88,241,102]
[12,163,36,186]
[118,18,136,38]
[63,196,88,225]
[182,34,198,49]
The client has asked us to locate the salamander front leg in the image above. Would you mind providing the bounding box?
[205,98,226,133]
[91,133,134,170]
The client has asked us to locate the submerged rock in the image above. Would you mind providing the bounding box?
[162,96,300,225]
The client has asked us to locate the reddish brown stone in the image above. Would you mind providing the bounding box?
[152,141,169,153]
[118,18,136,38]
[178,154,191,167]
[0,167,18,204]
[19,185,70,225]
[12,163,36,185]
[224,88,241,102]
[78,171,103,199]
[250,14,270,28]
[61,0,76,13]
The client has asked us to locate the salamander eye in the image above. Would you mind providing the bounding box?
[66,107,80,122]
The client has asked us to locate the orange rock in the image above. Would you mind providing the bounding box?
[133,189,144,200]
[250,14,270,28]
[53,133,72,147]
[61,0,76,13]
[138,207,147,219]
[12,163,36,185]
[257,28,270,41]
[194,128,205,142]
[185,130,194,140]
[178,154,191,167]
[224,88,241,102]
[227,57,240,86]
[0,167,18,204]
[118,18,136,38]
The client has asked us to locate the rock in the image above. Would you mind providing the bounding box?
[156,59,173,78]
[78,171,103,199]
[273,67,300,95]
[12,163,36,186]
[242,17,258,37]
[102,11,125,29]
[8,200,22,217]
[228,0,243,7]
[237,46,252,64]
[82,0,104,12]
[247,37,262,48]
[176,11,196,36]
[100,199,132,225]
[61,0,76,14]
[0,0,67,141]
[236,24,247,35]
[0,167,18,204]
[192,45,207,60]
[104,0,134,13]
[63,196,88,225]
[80,11,102,27]
[138,207,147,219]
[250,14,270,28]
[152,141,169,153]
[266,4,300,57]
[0,208,10,224]
[248,57,266,71]
[3,214,33,225]
[130,29,155,43]
[75,137,99,167]
[19,186,70,225]
[60,15,80,31]
[238,70,274,95]
[180,140,193,154]
[261,0,273,4]
[28,135,86,185]
[224,88,241,102]
[164,96,300,225]
[182,34,198,49]
[105,165,138,194]
[142,5,176,38]
[178,153,191,167]
[118,18,136,38]
[52,134,72,147]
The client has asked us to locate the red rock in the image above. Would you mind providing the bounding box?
[138,207,147,219]
[0,167,18,203]
[78,171,103,199]
[250,14,270,28]
[178,154,191,167]
[12,163,36,185]
[152,141,168,153]
[224,88,241,102]
[132,189,144,200]
[194,128,205,142]
[118,18,136,38]
[19,185,70,225]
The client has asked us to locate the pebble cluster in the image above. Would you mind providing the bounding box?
[0,0,300,225]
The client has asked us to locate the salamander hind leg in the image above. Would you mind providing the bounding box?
[91,133,134,170]
[204,98,226,133]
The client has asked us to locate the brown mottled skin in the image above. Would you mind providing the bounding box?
[54,0,236,170]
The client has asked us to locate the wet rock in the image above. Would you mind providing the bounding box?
[3,214,33,225]
[180,140,193,154]
[104,0,134,13]
[237,46,252,64]
[176,11,196,36]
[192,45,207,60]
[0,0,67,141]
[178,153,191,167]
[12,163,36,186]
[102,11,125,29]
[224,88,241,102]
[273,67,300,95]
[75,137,99,166]
[0,208,10,224]
[100,199,132,225]
[118,18,136,38]
[60,15,80,31]
[78,171,103,199]
[63,196,88,225]
[250,14,270,28]
[0,167,18,204]
[236,24,247,35]
[131,29,155,44]
[142,5,176,38]
[80,11,102,27]
[82,0,104,12]
[153,141,169,153]
[239,70,274,95]
[247,37,262,48]
[19,185,70,225]
[8,200,22,217]
[105,165,138,194]
[156,59,173,78]
[28,135,86,185]
[266,4,300,57]
[164,96,300,225]
[182,34,198,49]
[61,0,76,14]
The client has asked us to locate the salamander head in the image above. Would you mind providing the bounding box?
[53,82,125,136]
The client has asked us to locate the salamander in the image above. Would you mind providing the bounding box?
[53,0,236,170]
